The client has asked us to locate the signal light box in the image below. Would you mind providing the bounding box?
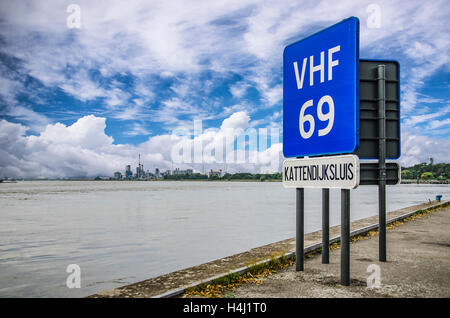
[283,17,360,158]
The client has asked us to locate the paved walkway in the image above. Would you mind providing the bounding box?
[90,201,448,298]
[230,205,450,298]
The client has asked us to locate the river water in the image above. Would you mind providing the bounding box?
[0,181,448,297]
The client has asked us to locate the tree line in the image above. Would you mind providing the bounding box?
[401,163,449,180]
[164,172,282,181]
[162,163,450,182]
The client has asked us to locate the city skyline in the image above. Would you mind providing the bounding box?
[112,154,198,180]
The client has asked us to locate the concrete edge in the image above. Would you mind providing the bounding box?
[153,200,448,298]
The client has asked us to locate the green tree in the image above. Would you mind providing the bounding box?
[420,172,434,180]
[401,169,413,179]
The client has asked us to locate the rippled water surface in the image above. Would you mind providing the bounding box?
[0,181,448,297]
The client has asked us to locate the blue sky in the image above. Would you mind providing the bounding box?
[0,0,449,178]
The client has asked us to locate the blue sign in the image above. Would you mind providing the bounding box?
[283,17,360,158]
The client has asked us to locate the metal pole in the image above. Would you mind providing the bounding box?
[322,188,330,264]
[296,188,304,271]
[378,65,387,262]
[341,189,350,286]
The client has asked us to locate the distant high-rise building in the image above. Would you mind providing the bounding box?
[125,165,133,179]
[135,153,146,179]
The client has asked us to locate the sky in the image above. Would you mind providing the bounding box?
[0,0,449,178]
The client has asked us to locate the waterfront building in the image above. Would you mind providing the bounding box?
[173,168,193,175]
[208,169,222,178]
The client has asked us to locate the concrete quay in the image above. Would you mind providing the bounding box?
[89,200,449,298]
[230,203,450,298]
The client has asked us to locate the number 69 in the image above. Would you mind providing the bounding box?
[299,95,335,139]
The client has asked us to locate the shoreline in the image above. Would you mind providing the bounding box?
[3,179,449,184]
[89,200,448,298]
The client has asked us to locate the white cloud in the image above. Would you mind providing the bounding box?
[428,118,450,130]
[406,41,436,60]
[400,133,450,167]
[229,81,250,98]
[124,123,152,136]
[218,104,250,117]
[29,115,114,150]
[2,109,448,179]
[220,111,250,130]
[104,88,129,109]
[151,97,211,125]
[0,112,283,178]
[0,77,22,105]
[2,1,447,103]
[4,106,50,132]
[0,0,448,169]
[403,109,450,128]
[58,71,108,102]
[0,116,127,178]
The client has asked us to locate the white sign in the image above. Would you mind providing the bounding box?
[282,155,360,189]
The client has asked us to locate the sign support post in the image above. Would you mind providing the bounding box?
[322,189,330,264]
[378,65,387,262]
[296,188,304,271]
[341,189,350,286]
